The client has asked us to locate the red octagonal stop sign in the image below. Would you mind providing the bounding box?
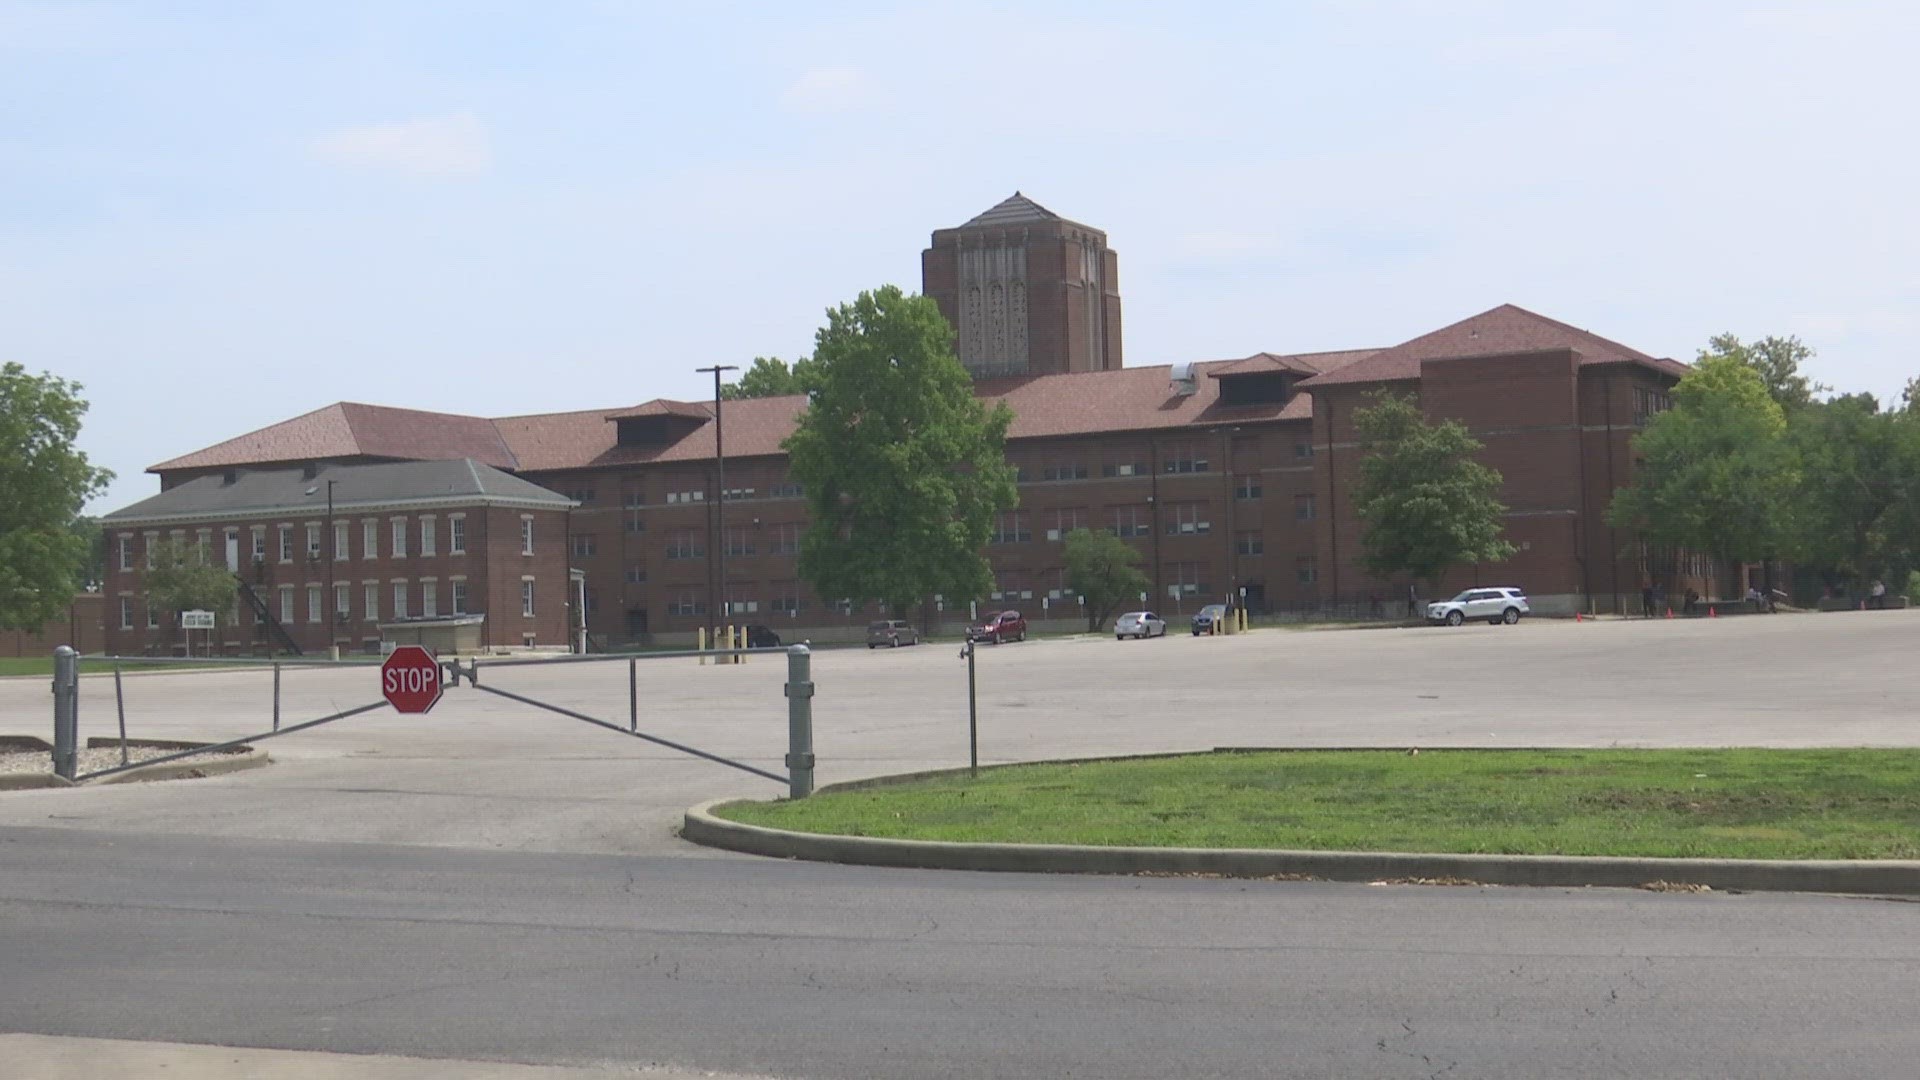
[381,644,443,714]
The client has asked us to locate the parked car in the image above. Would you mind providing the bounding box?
[967,610,1027,644]
[1190,603,1230,635]
[1426,587,1530,626]
[866,619,920,648]
[743,624,782,648]
[1114,611,1167,639]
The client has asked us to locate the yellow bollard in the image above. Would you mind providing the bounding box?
[697,626,707,666]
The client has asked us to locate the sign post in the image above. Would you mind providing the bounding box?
[180,610,215,657]
[381,644,443,715]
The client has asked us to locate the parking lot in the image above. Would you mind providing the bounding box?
[1,611,1914,856]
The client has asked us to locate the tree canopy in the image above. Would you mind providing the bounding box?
[1607,354,1797,568]
[1699,332,1825,413]
[1063,527,1150,631]
[1350,392,1514,587]
[0,363,113,631]
[722,356,820,400]
[783,286,1017,617]
[142,537,238,623]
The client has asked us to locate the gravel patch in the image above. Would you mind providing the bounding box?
[0,745,243,777]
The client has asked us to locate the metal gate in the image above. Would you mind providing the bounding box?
[46,644,815,798]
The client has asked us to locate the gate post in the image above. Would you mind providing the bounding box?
[51,646,78,781]
[783,644,814,799]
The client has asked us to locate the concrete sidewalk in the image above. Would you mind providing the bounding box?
[2,1034,769,1080]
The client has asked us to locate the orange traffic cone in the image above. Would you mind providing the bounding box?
[1709,606,1717,618]
[1575,611,1583,623]
[1666,608,1673,619]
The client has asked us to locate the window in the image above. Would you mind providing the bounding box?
[363,519,378,560]
[1102,459,1145,478]
[665,529,702,560]
[1045,508,1087,542]
[722,486,756,501]
[119,596,133,629]
[278,586,294,624]
[1042,462,1088,482]
[563,485,597,505]
[304,585,320,623]
[769,481,804,499]
[624,508,646,534]
[364,582,379,621]
[334,583,350,621]
[420,518,436,557]
[333,521,349,561]
[449,515,466,554]
[1236,531,1264,556]
[1235,475,1262,500]
[1296,556,1318,585]
[422,580,438,618]
[520,518,534,555]
[665,490,705,504]
[1294,442,1315,460]
[117,535,132,571]
[1294,494,1316,521]
[278,526,293,563]
[770,523,800,556]
[392,582,409,620]
[521,580,535,617]
[1633,386,1673,425]
[571,533,597,557]
[1163,443,1209,473]
[723,527,754,556]
[450,580,468,615]
[726,598,758,615]
[146,600,160,629]
[195,528,212,563]
[143,532,158,568]
[391,519,408,559]
[624,563,646,585]
[305,523,322,560]
[771,582,803,615]
[251,527,266,562]
[622,490,647,508]
[667,588,704,617]
[990,512,1030,545]
[1168,562,1206,597]
[1165,503,1210,536]
[1110,505,1152,539]
[1012,464,1030,483]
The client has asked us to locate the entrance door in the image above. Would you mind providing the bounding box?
[225,533,240,573]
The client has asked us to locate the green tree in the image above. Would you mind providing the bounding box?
[141,538,237,623]
[1785,393,1906,590]
[1607,354,1798,575]
[0,363,113,631]
[722,356,821,400]
[1351,392,1515,589]
[1699,332,1825,413]
[1063,527,1151,631]
[69,515,105,590]
[784,286,1017,617]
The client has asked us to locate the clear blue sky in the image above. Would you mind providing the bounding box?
[5,1,1916,513]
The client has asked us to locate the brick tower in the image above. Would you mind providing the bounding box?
[921,193,1123,377]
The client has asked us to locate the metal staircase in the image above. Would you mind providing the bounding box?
[235,576,303,655]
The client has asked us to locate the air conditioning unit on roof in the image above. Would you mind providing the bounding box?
[1170,362,1198,396]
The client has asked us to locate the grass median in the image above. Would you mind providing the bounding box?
[715,749,1920,860]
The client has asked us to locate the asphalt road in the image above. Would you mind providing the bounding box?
[4,826,1917,1080]
[4,614,1919,1077]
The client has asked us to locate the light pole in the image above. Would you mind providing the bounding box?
[695,364,737,643]
[304,478,336,656]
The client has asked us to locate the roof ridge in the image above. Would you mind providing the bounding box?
[1491,303,1657,361]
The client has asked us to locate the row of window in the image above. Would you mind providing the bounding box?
[115,515,541,571]
[569,482,808,506]
[984,498,1316,545]
[116,576,541,632]
[1007,444,1314,484]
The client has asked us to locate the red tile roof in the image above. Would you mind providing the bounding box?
[603,399,712,422]
[1297,304,1686,388]
[1207,349,1379,378]
[148,402,518,473]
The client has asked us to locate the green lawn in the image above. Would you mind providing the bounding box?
[717,749,1920,860]
[0,657,299,677]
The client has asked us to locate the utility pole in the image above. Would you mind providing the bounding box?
[695,364,738,643]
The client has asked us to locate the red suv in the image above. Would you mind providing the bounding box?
[968,610,1027,644]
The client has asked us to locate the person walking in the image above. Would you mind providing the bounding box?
[1870,579,1887,610]
[1407,583,1419,619]
[1641,583,1655,619]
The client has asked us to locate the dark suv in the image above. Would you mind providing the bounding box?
[743,624,782,648]
[968,610,1027,644]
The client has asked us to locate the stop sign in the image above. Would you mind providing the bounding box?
[381,644,443,714]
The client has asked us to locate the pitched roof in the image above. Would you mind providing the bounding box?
[961,192,1063,229]
[603,399,712,422]
[1296,304,1687,388]
[1207,349,1380,378]
[105,458,571,524]
[148,402,518,473]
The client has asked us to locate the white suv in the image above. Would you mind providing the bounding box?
[1427,587,1530,626]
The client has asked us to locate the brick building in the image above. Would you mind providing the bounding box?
[128,302,1689,649]
[100,459,573,656]
[922,193,1123,377]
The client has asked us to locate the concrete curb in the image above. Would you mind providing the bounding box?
[86,745,271,785]
[0,772,72,791]
[682,800,1920,897]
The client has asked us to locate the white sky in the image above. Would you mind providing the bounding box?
[3,1,1916,512]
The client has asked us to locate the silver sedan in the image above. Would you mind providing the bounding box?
[1114,611,1167,639]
